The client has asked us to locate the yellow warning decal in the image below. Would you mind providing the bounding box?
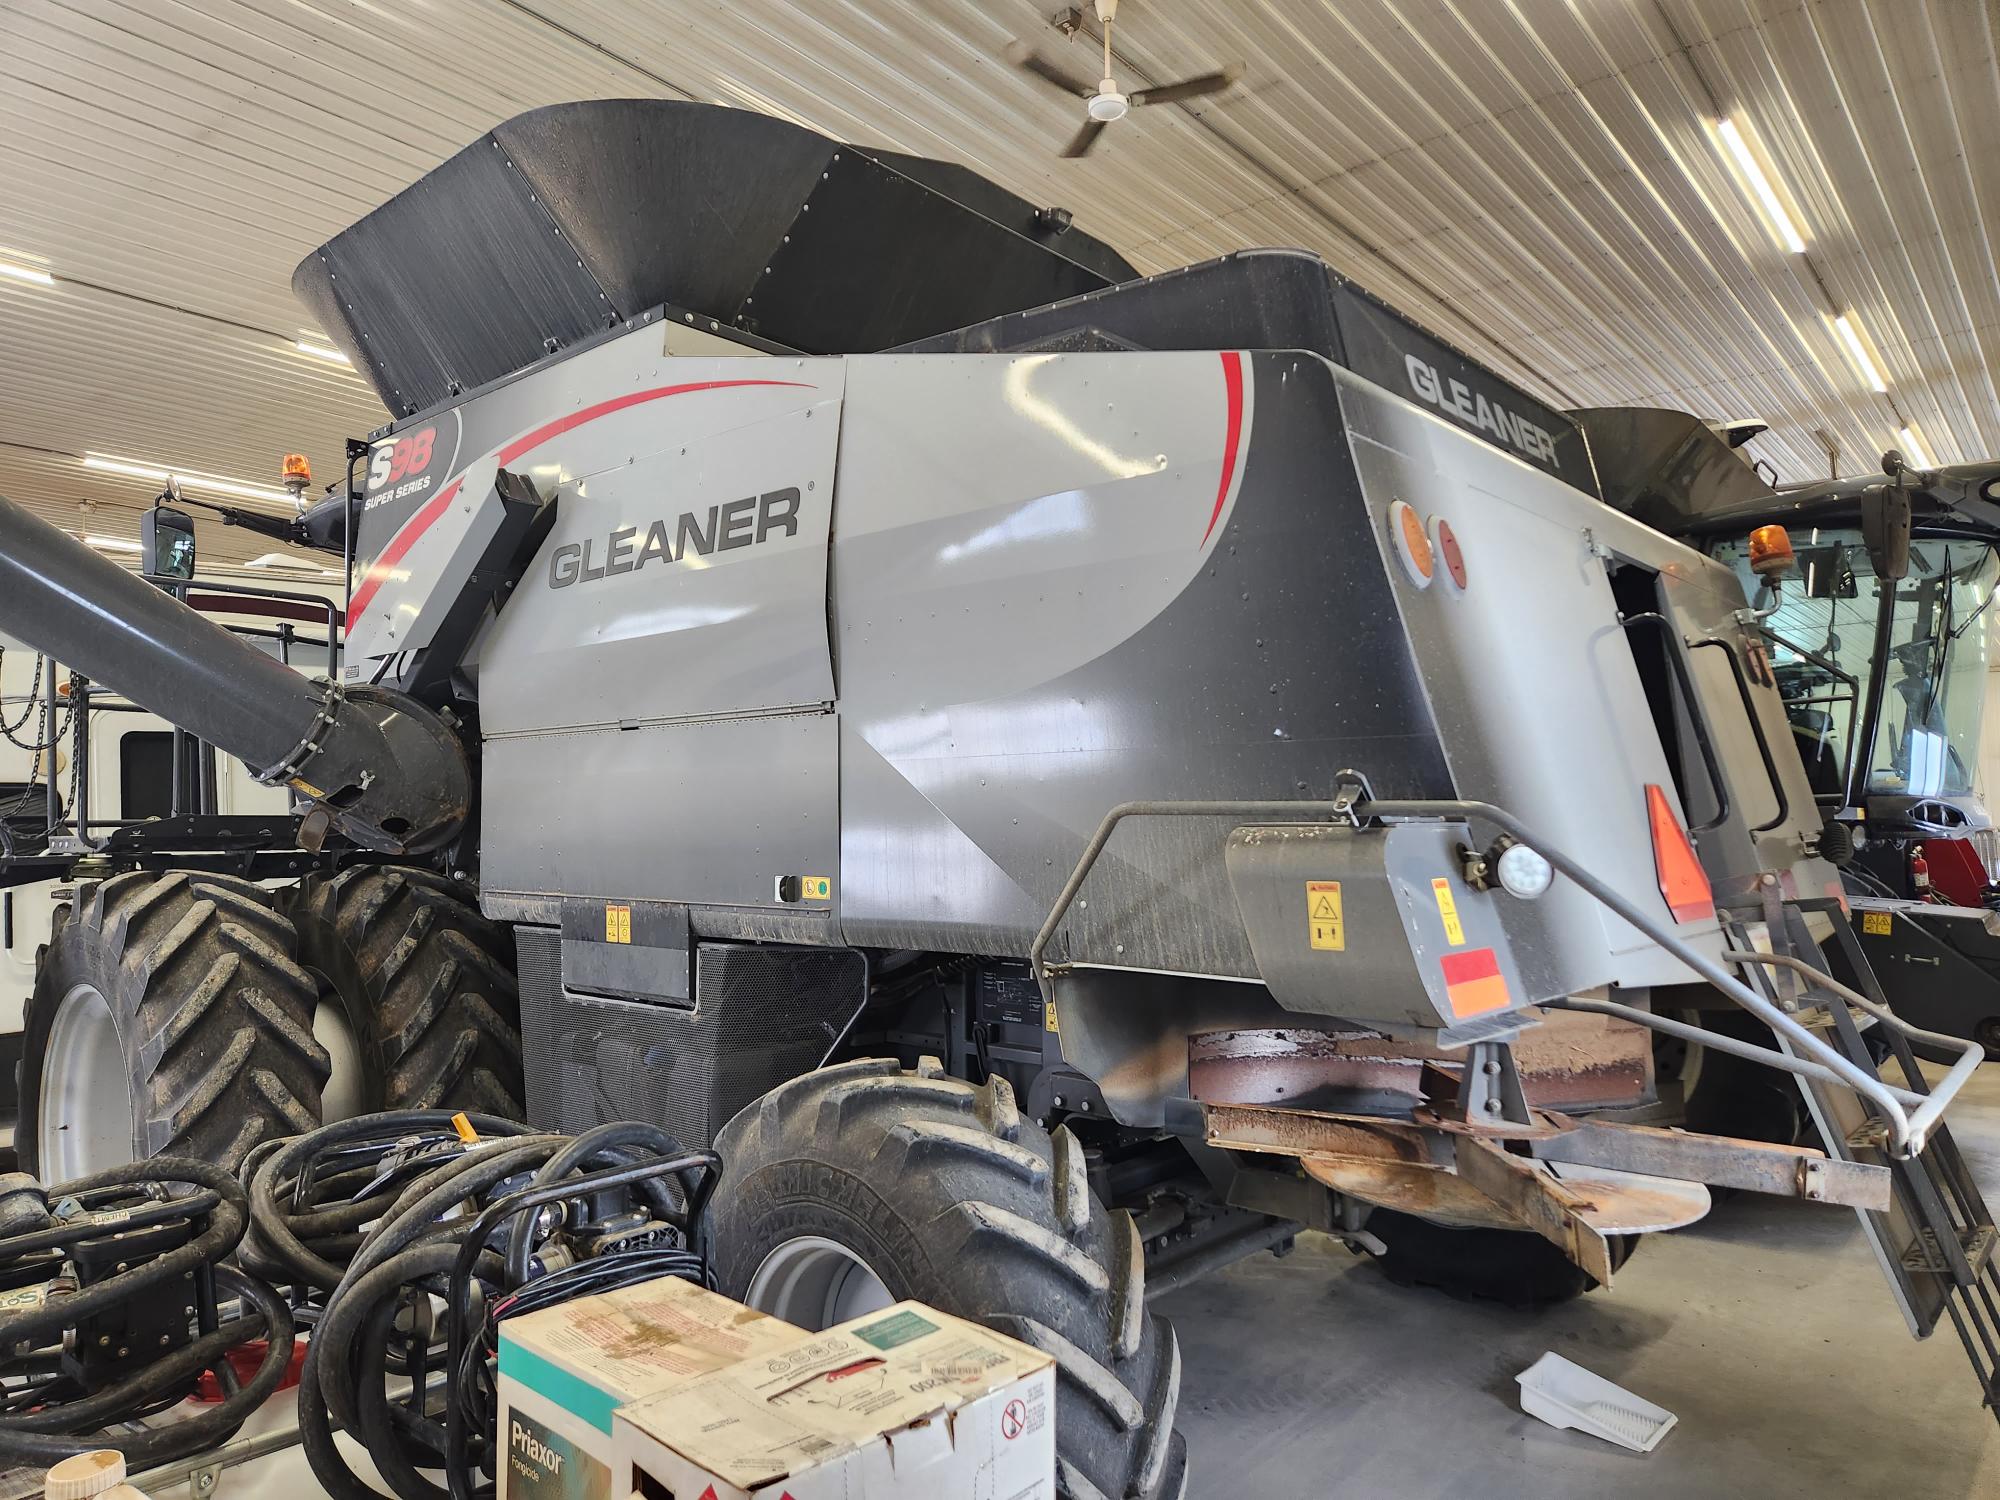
[1431,877,1466,946]
[1307,881,1345,951]
[1861,910,1893,936]
[798,876,832,901]
[605,903,632,944]
[1045,1001,1060,1034]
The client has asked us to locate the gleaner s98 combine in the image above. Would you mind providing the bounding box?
[3,102,1998,1495]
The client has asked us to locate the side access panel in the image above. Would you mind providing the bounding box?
[469,347,846,927]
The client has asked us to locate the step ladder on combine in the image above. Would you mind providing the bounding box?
[1723,891,2000,1418]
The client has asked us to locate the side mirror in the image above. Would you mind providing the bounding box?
[140,505,196,580]
[1862,479,1912,582]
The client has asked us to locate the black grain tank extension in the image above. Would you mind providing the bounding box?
[293,99,1136,416]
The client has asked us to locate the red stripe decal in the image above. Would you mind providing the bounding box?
[349,479,461,620]
[492,379,809,468]
[1439,947,1500,986]
[1199,351,1245,548]
[348,378,812,621]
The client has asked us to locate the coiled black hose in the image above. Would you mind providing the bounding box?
[252,1113,718,1500]
[244,1110,537,1293]
[0,1158,295,1467]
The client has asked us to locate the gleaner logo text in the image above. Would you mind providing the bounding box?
[549,487,801,588]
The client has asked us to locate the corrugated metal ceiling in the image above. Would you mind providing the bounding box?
[1,0,1995,564]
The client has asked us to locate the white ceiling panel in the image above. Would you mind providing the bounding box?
[1,0,1996,565]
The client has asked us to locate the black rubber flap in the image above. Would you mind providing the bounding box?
[294,99,1134,415]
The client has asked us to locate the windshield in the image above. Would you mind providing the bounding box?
[1711,527,1998,802]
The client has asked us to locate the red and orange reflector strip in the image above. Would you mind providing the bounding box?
[1441,947,1511,1017]
[1646,783,1713,923]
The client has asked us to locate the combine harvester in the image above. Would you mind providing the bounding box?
[1,102,1995,1495]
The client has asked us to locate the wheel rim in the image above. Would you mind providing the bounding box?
[39,982,137,1182]
[746,1236,896,1330]
[315,996,365,1125]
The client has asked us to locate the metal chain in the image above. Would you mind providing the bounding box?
[0,647,56,748]
[0,674,59,834]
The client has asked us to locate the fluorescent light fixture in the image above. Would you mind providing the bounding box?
[0,259,54,286]
[294,339,349,363]
[83,534,142,553]
[82,453,291,505]
[1898,424,1934,468]
[1831,314,1889,393]
[1713,117,1808,254]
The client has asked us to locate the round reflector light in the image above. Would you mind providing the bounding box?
[1496,842,1554,900]
[1391,501,1433,587]
[1435,518,1466,589]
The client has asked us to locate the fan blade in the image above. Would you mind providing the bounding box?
[1006,40,1098,98]
[1130,63,1243,108]
[1061,118,1108,158]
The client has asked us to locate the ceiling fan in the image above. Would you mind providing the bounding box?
[1007,0,1243,158]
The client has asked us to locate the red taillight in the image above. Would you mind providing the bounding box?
[1646,784,1714,923]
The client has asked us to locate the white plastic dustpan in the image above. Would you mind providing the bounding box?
[1515,1352,1677,1453]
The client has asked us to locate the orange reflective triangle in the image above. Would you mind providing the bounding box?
[1646,783,1714,923]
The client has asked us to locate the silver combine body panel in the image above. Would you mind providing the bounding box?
[341,318,1833,1015]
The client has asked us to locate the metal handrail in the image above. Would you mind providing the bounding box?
[1687,637,1791,833]
[1618,612,1732,832]
[1721,948,1984,1154]
[1355,798,1971,1156]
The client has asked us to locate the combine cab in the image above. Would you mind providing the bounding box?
[1,101,1995,1493]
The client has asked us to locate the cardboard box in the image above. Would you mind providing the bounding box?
[615,1301,1055,1500]
[496,1275,803,1500]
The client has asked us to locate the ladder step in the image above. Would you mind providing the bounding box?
[1901,1224,1999,1279]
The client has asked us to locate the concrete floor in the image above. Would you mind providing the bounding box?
[1164,1065,2000,1499]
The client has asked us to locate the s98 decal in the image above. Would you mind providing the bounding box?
[361,409,461,521]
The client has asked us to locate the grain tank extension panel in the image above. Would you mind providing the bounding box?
[293,99,1135,417]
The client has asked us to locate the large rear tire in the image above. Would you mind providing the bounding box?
[708,1058,1186,1500]
[291,866,524,1119]
[19,871,329,1180]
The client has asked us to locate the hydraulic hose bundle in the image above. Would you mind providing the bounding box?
[245,1111,718,1500]
[0,1159,294,1468]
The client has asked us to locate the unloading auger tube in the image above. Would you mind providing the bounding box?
[1031,788,1983,1158]
[0,491,469,854]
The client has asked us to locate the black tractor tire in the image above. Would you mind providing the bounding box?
[19,871,329,1179]
[708,1058,1186,1500]
[1364,1209,1638,1306]
[1674,1007,1806,1148]
[291,866,524,1119]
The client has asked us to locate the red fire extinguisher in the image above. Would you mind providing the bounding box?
[1911,843,1932,899]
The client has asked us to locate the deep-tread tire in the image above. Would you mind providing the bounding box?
[1365,1209,1637,1305]
[292,866,524,1118]
[19,871,330,1178]
[1675,1007,1806,1148]
[709,1058,1186,1500]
